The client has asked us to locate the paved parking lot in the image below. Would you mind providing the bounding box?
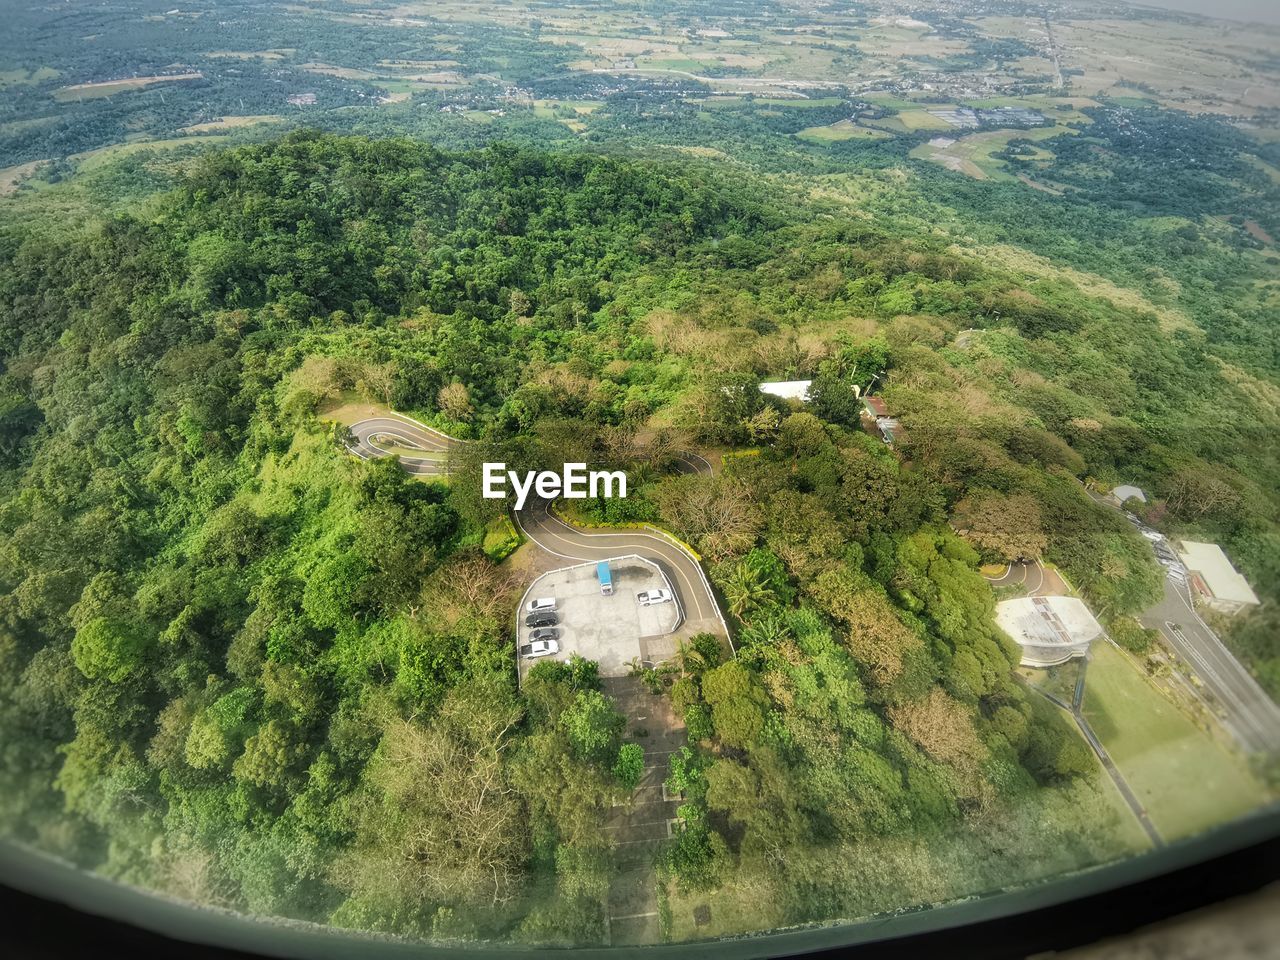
[516,556,681,681]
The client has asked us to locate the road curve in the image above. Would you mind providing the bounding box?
[515,500,728,639]
[672,450,714,477]
[346,414,459,476]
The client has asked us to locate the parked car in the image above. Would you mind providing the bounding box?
[1140,529,1164,543]
[525,612,559,628]
[529,627,560,642]
[519,639,559,659]
[526,597,556,613]
[636,588,673,606]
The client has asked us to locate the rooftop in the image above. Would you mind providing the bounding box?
[1112,484,1147,504]
[997,596,1104,648]
[996,596,1102,665]
[1174,541,1260,607]
[759,380,811,402]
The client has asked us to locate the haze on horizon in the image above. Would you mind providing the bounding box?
[1131,0,1280,26]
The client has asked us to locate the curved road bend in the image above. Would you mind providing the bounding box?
[346,414,459,477]
[515,500,727,638]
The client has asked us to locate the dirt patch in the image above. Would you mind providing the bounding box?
[1244,219,1274,246]
[318,400,387,426]
[0,160,47,196]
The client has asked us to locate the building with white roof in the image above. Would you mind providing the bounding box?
[996,595,1104,667]
[1110,484,1147,505]
[1174,540,1260,615]
[759,380,812,402]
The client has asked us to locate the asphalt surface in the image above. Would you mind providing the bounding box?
[1075,487,1280,755]
[345,414,457,476]
[1139,579,1280,754]
[987,559,1046,594]
[671,450,713,476]
[345,421,728,641]
[514,500,727,637]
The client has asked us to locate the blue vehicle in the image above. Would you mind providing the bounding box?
[596,561,614,596]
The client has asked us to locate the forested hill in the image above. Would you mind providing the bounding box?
[0,133,1275,943]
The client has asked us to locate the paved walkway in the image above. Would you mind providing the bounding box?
[601,676,686,946]
[1027,658,1163,849]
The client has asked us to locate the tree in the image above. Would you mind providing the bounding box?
[722,559,776,621]
[951,491,1047,563]
[613,743,644,791]
[808,366,861,426]
[561,690,624,766]
[71,617,152,683]
[340,678,526,909]
[654,475,762,562]
[437,382,474,422]
[700,661,767,749]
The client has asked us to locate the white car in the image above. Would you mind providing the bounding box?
[1140,529,1164,543]
[519,639,559,659]
[636,589,673,606]
[526,597,556,613]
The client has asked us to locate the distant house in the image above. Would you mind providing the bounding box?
[1109,484,1147,507]
[759,380,812,403]
[1174,541,1260,615]
[996,596,1104,667]
[861,396,902,445]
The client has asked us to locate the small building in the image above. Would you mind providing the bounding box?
[1174,541,1260,615]
[759,380,812,403]
[861,396,902,445]
[1110,484,1147,506]
[863,396,889,418]
[996,595,1104,667]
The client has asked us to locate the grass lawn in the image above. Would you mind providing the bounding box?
[70,136,232,172]
[895,109,959,131]
[795,119,890,143]
[1083,642,1270,840]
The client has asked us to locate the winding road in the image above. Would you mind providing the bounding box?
[514,500,728,639]
[345,414,459,476]
[342,415,730,642]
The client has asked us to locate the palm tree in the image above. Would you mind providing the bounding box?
[723,560,775,621]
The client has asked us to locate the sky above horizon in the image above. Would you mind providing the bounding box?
[1128,0,1280,25]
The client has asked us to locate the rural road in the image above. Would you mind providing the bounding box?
[1140,580,1280,754]
[345,415,458,476]
[1075,486,1280,755]
[515,500,727,639]
[342,419,730,643]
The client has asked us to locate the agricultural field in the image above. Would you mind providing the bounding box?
[51,72,203,102]
[178,115,284,133]
[911,124,1078,181]
[796,119,891,144]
